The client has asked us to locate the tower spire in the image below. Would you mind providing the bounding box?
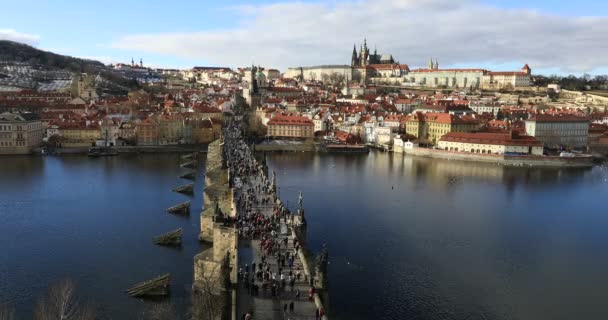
[351,44,358,67]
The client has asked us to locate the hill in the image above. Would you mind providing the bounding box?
[0,40,105,72]
[0,40,140,91]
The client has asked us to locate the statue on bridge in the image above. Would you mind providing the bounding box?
[271,170,276,193]
[297,191,304,217]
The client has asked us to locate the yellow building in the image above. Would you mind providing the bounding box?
[267,115,314,138]
[59,122,101,147]
[405,112,479,144]
[0,112,44,154]
[159,114,184,145]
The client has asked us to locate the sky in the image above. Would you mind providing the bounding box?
[1,0,607,75]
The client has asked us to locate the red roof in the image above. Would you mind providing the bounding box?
[267,115,313,126]
[440,132,542,146]
[528,114,589,122]
[410,68,486,73]
[488,71,527,76]
[407,112,479,125]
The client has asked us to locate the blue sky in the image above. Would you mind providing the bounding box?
[1,0,607,74]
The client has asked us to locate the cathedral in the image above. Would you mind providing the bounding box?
[351,38,395,67]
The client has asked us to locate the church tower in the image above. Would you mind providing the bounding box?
[351,45,358,67]
[434,59,439,70]
[361,38,369,66]
[428,58,433,70]
[250,65,258,94]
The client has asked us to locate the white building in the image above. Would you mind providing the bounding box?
[438,131,543,155]
[524,114,590,148]
[285,65,352,82]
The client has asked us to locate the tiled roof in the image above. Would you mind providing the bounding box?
[267,115,313,126]
[528,114,590,122]
[440,132,542,146]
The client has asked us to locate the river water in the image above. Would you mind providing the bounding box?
[265,152,608,320]
[1,152,608,320]
[0,154,205,320]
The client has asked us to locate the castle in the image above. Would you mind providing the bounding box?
[285,38,532,90]
[351,38,395,67]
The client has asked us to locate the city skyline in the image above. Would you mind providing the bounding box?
[1,0,608,74]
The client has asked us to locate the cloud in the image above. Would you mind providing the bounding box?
[111,0,608,73]
[0,29,40,46]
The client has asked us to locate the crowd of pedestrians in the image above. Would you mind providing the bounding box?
[222,119,326,320]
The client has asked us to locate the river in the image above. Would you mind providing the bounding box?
[265,151,608,320]
[1,152,607,320]
[0,154,205,320]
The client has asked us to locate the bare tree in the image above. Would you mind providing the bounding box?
[34,278,95,320]
[247,115,268,138]
[0,304,15,320]
[190,260,229,320]
[141,302,174,320]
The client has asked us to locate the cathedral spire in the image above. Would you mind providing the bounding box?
[351,44,358,67]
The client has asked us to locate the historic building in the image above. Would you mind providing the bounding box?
[524,114,589,148]
[399,61,531,89]
[242,65,263,109]
[405,112,479,144]
[438,131,544,155]
[351,38,395,67]
[267,114,314,139]
[284,65,352,82]
[0,112,43,154]
[285,38,532,89]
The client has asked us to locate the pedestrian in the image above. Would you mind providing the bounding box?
[289,301,294,313]
[284,303,288,314]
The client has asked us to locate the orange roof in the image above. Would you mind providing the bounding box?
[488,71,527,76]
[440,132,542,146]
[410,68,486,73]
[267,115,313,126]
[528,114,589,122]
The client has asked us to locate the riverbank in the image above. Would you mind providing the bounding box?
[395,146,595,168]
[254,140,315,152]
[36,144,208,155]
